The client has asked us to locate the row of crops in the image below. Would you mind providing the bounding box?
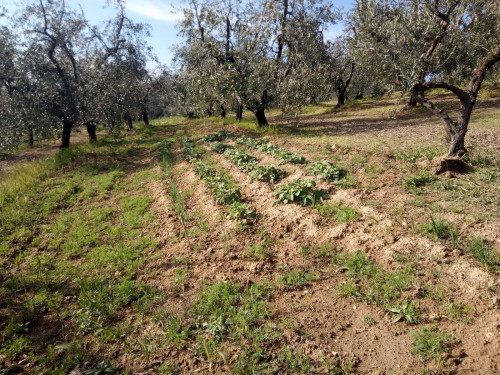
[201,131,355,206]
[181,137,256,221]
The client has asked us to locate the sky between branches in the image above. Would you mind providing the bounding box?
[2,0,355,68]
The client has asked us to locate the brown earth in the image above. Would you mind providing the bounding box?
[2,95,499,374]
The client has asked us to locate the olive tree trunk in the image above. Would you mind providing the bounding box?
[61,120,73,149]
[236,104,243,120]
[124,113,134,131]
[142,108,149,126]
[86,121,97,142]
[411,47,500,157]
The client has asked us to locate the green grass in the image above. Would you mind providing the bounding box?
[411,327,453,360]
[465,236,500,273]
[404,172,438,195]
[0,127,162,373]
[334,252,416,310]
[317,202,360,223]
[278,269,319,290]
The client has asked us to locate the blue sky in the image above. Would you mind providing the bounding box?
[2,0,355,68]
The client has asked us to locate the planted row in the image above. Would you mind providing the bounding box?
[237,135,349,184]
[236,135,306,165]
[182,137,255,221]
[204,134,287,183]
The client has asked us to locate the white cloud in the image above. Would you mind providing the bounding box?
[125,0,182,22]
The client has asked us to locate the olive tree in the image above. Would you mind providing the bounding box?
[175,0,338,126]
[350,0,500,156]
[0,1,155,149]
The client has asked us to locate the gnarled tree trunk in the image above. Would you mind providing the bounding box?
[336,63,355,108]
[236,104,243,120]
[28,127,34,147]
[124,113,134,131]
[142,108,149,126]
[253,90,269,127]
[86,121,97,142]
[61,120,73,149]
[254,104,268,127]
[411,46,500,157]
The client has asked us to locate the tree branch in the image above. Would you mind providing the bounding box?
[415,81,469,102]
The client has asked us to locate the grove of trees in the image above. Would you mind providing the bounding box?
[0,0,499,155]
[0,0,172,150]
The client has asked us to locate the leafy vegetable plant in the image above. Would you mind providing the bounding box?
[305,161,346,183]
[274,179,329,206]
[250,165,286,183]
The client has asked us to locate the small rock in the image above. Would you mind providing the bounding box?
[0,355,7,365]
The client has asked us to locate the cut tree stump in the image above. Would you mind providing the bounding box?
[431,156,467,176]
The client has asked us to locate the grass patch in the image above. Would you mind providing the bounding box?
[411,327,453,360]
[334,252,415,311]
[404,172,438,195]
[464,236,500,273]
[317,202,360,223]
[278,269,319,290]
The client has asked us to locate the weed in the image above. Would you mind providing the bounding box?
[279,345,316,373]
[411,327,453,360]
[336,280,361,299]
[393,146,442,163]
[174,266,189,290]
[334,252,414,309]
[404,172,438,195]
[274,179,329,206]
[344,253,377,278]
[244,242,271,260]
[444,300,474,323]
[449,226,460,248]
[300,242,335,259]
[429,216,450,239]
[464,237,500,273]
[364,317,375,326]
[278,269,318,290]
[388,300,421,324]
[83,360,118,375]
[317,202,360,223]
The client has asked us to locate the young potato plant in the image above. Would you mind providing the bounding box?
[209,141,233,154]
[203,130,237,143]
[236,135,306,165]
[182,137,201,162]
[305,161,347,184]
[274,179,329,206]
[182,137,255,221]
[250,164,287,183]
[223,149,258,172]
[194,166,241,205]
